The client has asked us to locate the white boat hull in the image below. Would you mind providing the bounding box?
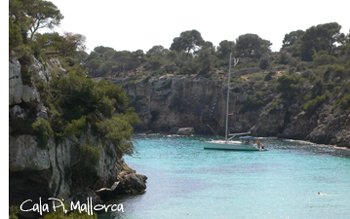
[203,140,268,151]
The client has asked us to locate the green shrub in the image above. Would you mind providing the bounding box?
[146,55,163,70]
[288,57,299,67]
[96,116,136,157]
[151,68,166,77]
[296,62,308,71]
[71,143,101,187]
[9,21,23,50]
[277,74,298,92]
[232,85,241,93]
[334,66,347,79]
[277,73,302,100]
[273,65,288,71]
[278,51,292,65]
[142,75,152,83]
[267,100,280,113]
[46,72,139,157]
[179,60,198,75]
[323,65,334,82]
[32,118,53,149]
[164,62,179,73]
[337,92,350,110]
[14,45,34,85]
[9,206,19,219]
[264,71,276,81]
[240,92,265,113]
[258,56,270,70]
[161,79,172,89]
[301,69,312,78]
[288,67,296,75]
[63,116,87,138]
[79,143,100,166]
[312,50,338,67]
[301,93,328,114]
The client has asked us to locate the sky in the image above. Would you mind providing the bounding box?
[46,0,350,54]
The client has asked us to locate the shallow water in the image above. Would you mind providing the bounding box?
[98,135,350,219]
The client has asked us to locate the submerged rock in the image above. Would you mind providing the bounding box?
[177,127,195,135]
[115,171,148,195]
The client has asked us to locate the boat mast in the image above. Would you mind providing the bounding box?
[225,53,232,141]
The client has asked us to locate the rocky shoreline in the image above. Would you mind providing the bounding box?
[103,75,350,148]
[9,54,147,218]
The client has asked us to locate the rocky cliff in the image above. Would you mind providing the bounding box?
[104,75,259,135]
[105,75,350,148]
[251,101,350,147]
[9,54,147,218]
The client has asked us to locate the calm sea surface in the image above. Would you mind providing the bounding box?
[98,135,350,219]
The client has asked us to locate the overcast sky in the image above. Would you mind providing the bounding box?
[24,0,350,53]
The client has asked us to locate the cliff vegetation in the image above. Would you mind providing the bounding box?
[9,1,146,218]
[82,24,349,147]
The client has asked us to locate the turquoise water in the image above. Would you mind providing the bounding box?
[99,135,350,219]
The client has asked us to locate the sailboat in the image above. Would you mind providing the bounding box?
[203,53,268,151]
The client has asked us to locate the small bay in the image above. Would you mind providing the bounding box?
[99,135,350,219]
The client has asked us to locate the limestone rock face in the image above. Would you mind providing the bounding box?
[9,132,147,209]
[280,112,318,139]
[9,54,42,105]
[331,129,350,147]
[115,171,148,195]
[36,102,48,119]
[47,57,66,76]
[307,110,350,147]
[108,75,349,147]
[11,105,26,120]
[10,135,51,171]
[9,54,147,215]
[251,108,287,137]
[9,54,23,105]
[109,75,256,136]
[29,56,52,82]
[252,103,349,147]
[22,85,40,103]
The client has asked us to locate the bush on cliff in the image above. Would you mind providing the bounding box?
[337,91,350,110]
[72,143,101,187]
[32,118,53,149]
[277,74,302,100]
[96,114,137,157]
[9,0,140,158]
[301,93,329,114]
[47,72,140,155]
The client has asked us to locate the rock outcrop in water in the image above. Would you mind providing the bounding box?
[104,75,349,148]
[9,54,147,218]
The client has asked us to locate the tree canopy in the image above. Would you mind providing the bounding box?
[9,0,139,157]
[300,22,343,61]
[9,0,63,41]
[9,0,350,117]
[235,34,272,58]
[170,30,205,54]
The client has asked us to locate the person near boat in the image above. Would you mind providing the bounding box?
[256,141,264,150]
